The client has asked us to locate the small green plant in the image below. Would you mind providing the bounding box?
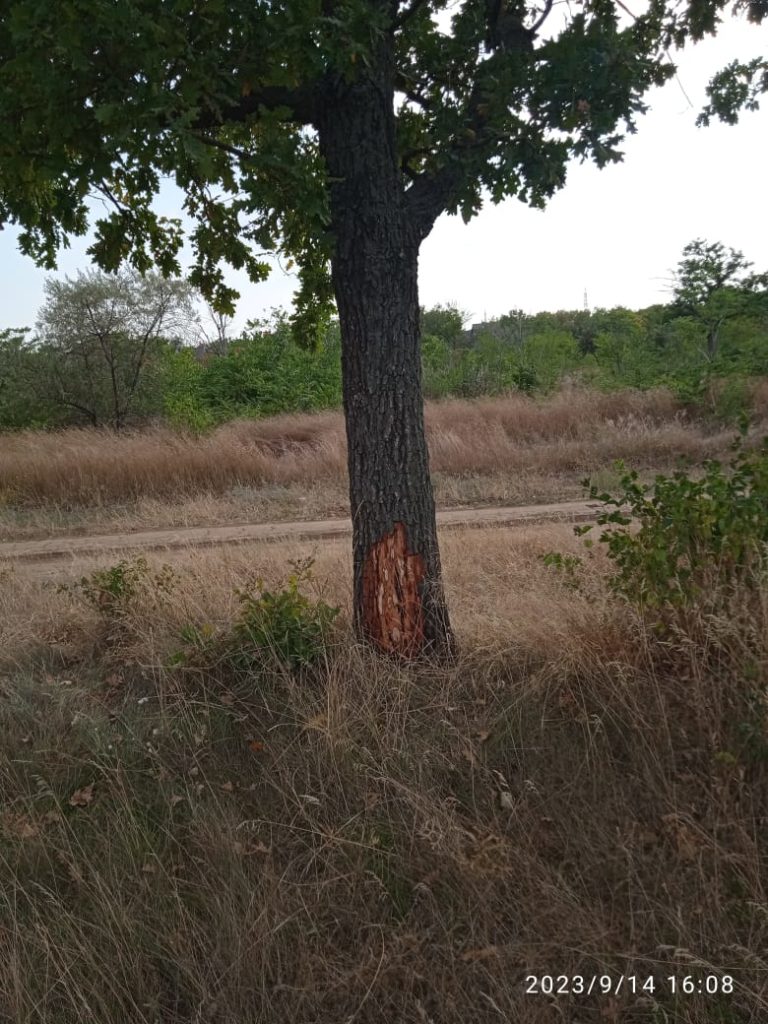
[73,558,177,620]
[169,622,221,667]
[230,558,339,669]
[578,433,768,614]
[76,558,152,616]
[541,550,584,589]
[173,559,339,672]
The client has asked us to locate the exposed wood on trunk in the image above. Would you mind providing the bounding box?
[362,521,426,657]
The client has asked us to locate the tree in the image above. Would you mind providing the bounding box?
[421,303,469,347]
[498,309,530,348]
[35,270,198,429]
[0,0,761,657]
[0,328,50,430]
[670,239,767,361]
[199,305,234,357]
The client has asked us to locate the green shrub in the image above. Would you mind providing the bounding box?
[73,558,176,619]
[172,559,339,673]
[75,558,152,617]
[230,559,339,669]
[709,375,752,425]
[578,434,768,614]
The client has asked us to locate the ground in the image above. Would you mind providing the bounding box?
[0,387,766,1023]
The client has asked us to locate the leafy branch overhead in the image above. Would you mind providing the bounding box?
[1,0,762,338]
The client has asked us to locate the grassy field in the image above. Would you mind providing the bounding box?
[2,384,766,541]
[1,523,767,1023]
[1,384,766,1021]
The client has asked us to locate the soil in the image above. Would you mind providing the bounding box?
[0,500,599,578]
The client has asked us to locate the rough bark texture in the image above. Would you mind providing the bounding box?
[317,49,455,659]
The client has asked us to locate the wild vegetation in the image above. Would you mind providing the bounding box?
[2,342,767,1021]
[2,0,766,646]
[2,241,767,435]
[2,441,767,1021]
[3,384,768,542]
[1,0,766,1013]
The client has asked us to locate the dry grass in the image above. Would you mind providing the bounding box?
[2,386,765,541]
[1,526,766,1023]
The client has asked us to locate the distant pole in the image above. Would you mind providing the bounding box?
[583,288,589,311]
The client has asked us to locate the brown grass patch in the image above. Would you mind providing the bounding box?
[1,526,766,1022]
[2,386,761,541]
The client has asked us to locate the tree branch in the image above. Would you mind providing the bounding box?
[193,83,318,130]
[403,165,462,243]
[530,0,555,36]
[193,134,255,165]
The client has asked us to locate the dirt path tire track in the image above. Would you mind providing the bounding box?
[0,500,599,577]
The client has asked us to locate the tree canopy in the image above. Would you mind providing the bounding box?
[671,239,768,359]
[1,0,762,339]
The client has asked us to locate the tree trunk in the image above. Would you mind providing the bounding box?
[706,322,721,361]
[317,66,455,659]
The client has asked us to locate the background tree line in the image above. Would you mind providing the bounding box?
[2,240,767,433]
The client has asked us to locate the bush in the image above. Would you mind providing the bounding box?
[230,559,339,669]
[578,433,768,615]
[72,558,177,625]
[75,558,153,617]
[173,559,339,672]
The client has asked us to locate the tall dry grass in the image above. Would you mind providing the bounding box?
[2,387,760,511]
[1,526,766,1022]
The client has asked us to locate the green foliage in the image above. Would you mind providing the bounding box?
[708,376,753,426]
[230,559,339,670]
[519,330,581,389]
[159,347,217,432]
[173,559,339,672]
[0,328,60,430]
[541,550,584,590]
[590,308,660,387]
[0,0,751,337]
[420,304,468,347]
[76,558,152,617]
[32,269,198,429]
[579,437,768,615]
[4,278,768,431]
[73,558,177,620]
[699,53,768,126]
[155,311,343,428]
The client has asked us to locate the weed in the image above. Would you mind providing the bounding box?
[76,558,152,616]
[72,557,178,618]
[540,550,584,589]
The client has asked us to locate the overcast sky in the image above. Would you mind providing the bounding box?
[1,13,766,333]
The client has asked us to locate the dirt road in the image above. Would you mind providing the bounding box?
[0,500,599,577]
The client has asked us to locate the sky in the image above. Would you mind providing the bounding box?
[1,13,766,334]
